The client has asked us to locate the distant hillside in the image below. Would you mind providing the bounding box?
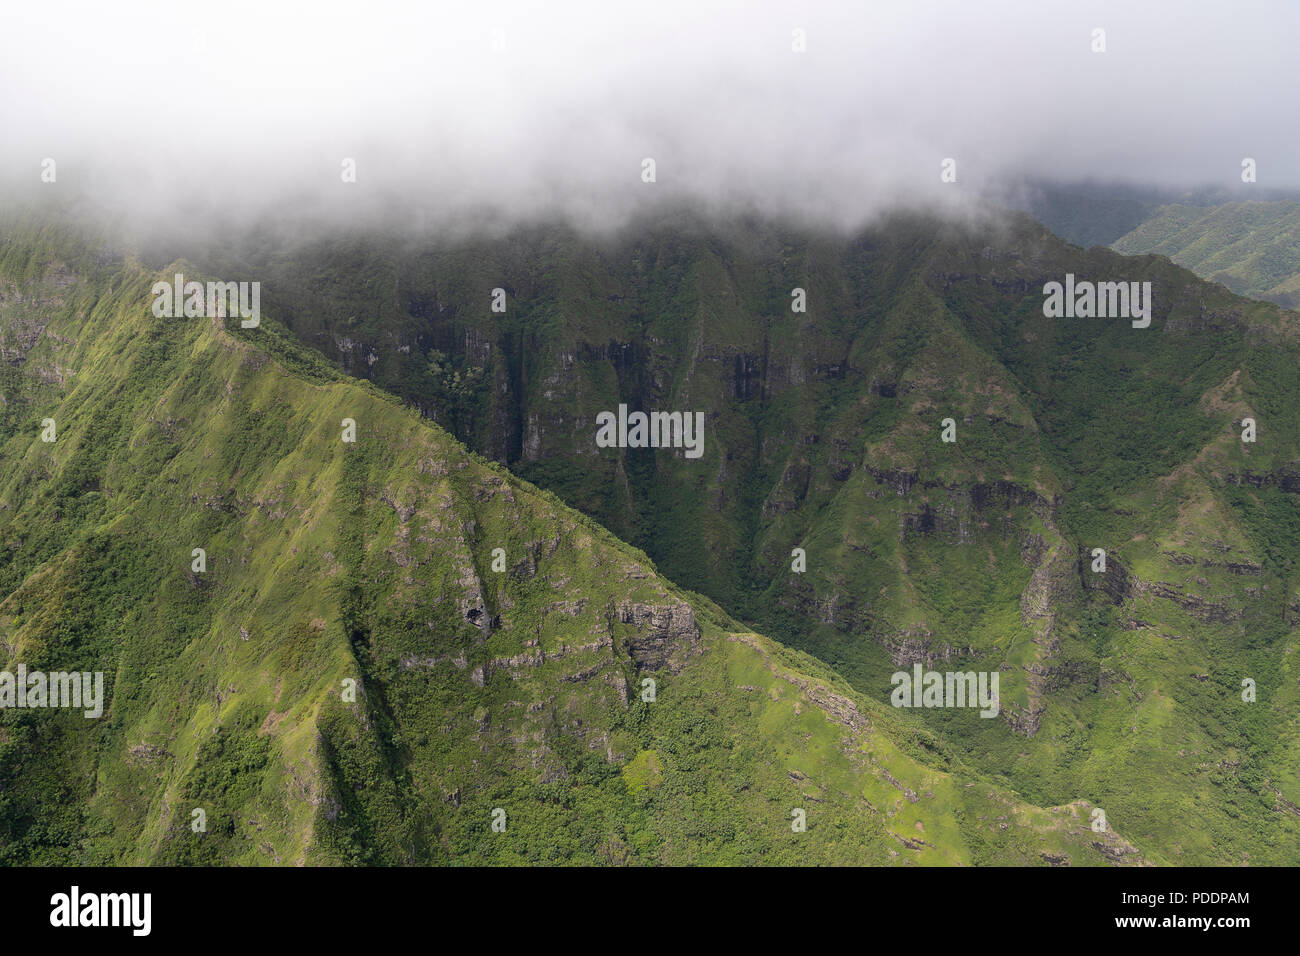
[1113,201,1300,309]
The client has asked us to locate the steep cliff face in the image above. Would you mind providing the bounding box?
[176,208,1300,864]
[0,222,1149,866]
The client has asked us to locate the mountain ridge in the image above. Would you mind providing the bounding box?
[0,217,1144,865]
[155,205,1300,864]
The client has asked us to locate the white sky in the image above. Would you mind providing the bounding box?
[2,0,1296,230]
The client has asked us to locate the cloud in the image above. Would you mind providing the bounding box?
[2,0,1296,233]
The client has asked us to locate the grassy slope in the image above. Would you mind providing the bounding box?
[0,221,1135,866]
[194,209,1300,864]
[1113,201,1300,309]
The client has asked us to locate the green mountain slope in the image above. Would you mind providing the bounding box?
[187,208,1300,864]
[1113,201,1300,309]
[0,220,1138,866]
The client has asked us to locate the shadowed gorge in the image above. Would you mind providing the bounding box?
[0,218,1161,866]
[167,207,1300,864]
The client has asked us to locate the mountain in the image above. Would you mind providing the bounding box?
[1011,184,1300,310]
[1113,201,1300,309]
[1011,181,1300,249]
[1010,182,1162,249]
[173,205,1300,865]
[0,216,1142,866]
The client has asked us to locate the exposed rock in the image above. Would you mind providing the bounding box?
[883,628,973,668]
[1078,547,1132,604]
[1132,579,1239,624]
[1225,470,1300,494]
[613,599,701,673]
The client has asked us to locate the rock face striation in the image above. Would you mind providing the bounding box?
[181,206,1300,865]
[0,220,1167,866]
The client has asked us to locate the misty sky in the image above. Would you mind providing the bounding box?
[2,0,1297,230]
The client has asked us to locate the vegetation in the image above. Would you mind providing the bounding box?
[168,206,1300,864]
[0,215,1145,865]
[1113,201,1300,309]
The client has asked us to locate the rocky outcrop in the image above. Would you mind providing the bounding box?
[1078,547,1132,604]
[1003,702,1043,736]
[896,478,1056,544]
[613,599,701,673]
[882,628,973,668]
[1131,579,1239,624]
[1225,470,1300,494]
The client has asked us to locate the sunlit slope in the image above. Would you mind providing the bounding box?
[192,209,1300,864]
[1113,201,1300,309]
[0,225,1141,866]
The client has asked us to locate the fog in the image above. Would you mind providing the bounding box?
[2,0,1297,235]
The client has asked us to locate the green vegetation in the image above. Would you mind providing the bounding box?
[1113,201,1300,309]
[171,206,1300,864]
[0,215,1145,866]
